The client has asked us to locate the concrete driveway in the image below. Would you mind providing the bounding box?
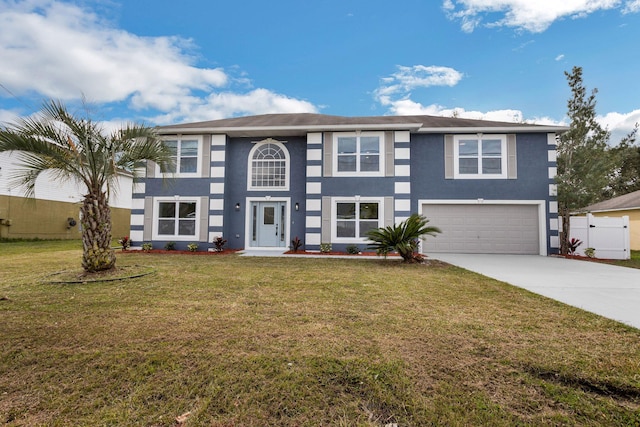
[428,254,640,330]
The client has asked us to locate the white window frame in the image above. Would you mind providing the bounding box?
[453,134,507,179]
[156,135,203,178]
[333,131,385,177]
[152,197,200,241]
[331,196,384,243]
[247,140,290,191]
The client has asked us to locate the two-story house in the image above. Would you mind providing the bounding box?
[129,113,566,255]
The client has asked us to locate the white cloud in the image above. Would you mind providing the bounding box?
[0,0,318,124]
[598,109,640,144]
[555,54,566,61]
[443,0,639,33]
[374,65,464,108]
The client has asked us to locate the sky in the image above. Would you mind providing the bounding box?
[1,0,639,144]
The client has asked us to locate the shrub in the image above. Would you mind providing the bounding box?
[291,236,303,252]
[568,238,582,254]
[118,236,130,250]
[212,236,227,252]
[187,242,198,252]
[320,243,332,253]
[164,241,176,251]
[366,213,441,263]
[141,242,153,252]
[346,244,360,255]
[584,247,596,258]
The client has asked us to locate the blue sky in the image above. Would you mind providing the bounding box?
[1,0,639,143]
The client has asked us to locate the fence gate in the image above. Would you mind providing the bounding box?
[570,214,630,260]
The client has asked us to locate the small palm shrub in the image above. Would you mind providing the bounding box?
[212,236,227,252]
[164,241,176,251]
[346,244,360,255]
[291,236,303,252]
[366,213,441,263]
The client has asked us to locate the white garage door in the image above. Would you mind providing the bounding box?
[421,204,540,254]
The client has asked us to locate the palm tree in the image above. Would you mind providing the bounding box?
[366,213,441,263]
[0,100,174,272]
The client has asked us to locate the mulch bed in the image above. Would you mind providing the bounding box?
[284,250,400,257]
[120,249,240,256]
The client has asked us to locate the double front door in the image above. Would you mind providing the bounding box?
[251,201,287,247]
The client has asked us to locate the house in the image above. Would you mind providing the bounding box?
[581,190,640,250]
[129,113,566,255]
[0,152,132,240]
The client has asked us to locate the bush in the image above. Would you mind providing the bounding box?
[346,244,360,255]
[164,241,176,251]
[320,243,332,253]
[584,247,596,258]
[118,236,130,250]
[366,214,441,263]
[141,242,153,252]
[212,236,227,252]
[187,243,198,252]
[291,236,303,252]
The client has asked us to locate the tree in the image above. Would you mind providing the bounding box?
[366,214,441,263]
[605,125,640,199]
[0,100,174,272]
[556,67,612,254]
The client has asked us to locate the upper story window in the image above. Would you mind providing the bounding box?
[158,136,202,177]
[333,132,384,176]
[248,139,290,191]
[454,134,507,179]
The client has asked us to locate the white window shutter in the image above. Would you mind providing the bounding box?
[507,134,517,179]
[323,132,333,177]
[444,135,454,179]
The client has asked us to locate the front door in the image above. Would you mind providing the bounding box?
[251,201,287,247]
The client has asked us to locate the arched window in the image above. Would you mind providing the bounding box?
[248,140,289,190]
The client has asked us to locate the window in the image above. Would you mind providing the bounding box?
[158,136,201,177]
[248,140,289,190]
[333,198,383,242]
[454,135,507,179]
[334,132,384,176]
[153,199,199,240]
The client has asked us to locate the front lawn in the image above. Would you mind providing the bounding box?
[1,242,639,426]
[611,250,640,269]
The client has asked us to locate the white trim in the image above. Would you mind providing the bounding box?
[161,123,423,135]
[306,199,322,211]
[130,214,144,226]
[152,196,201,242]
[130,230,143,241]
[394,164,411,177]
[306,216,321,228]
[549,201,558,214]
[550,218,559,231]
[394,182,411,194]
[210,183,225,194]
[306,165,322,177]
[305,233,321,245]
[156,135,204,178]
[306,182,322,194]
[585,206,640,213]
[395,147,410,160]
[211,166,225,177]
[133,182,146,194]
[550,235,560,249]
[209,198,224,210]
[547,133,558,146]
[394,199,411,212]
[418,199,548,256]
[307,132,322,144]
[307,148,322,161]
[548,167,557,179]
[394,131,411,143]
[209,215,224,227]
[453,134,508,179]
[332,131,385,177]
[547,150,557,162]
[244,196,291,250]
[331,196,385,244]
[132,198,145,210]
[247,140,290,191]
[420,126,568,133]
[549,184,557,196]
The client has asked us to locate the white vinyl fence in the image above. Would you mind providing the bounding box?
[570,214,631,260]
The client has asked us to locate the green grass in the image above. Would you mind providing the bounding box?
[1,241,639,426]
[611,250,640,269]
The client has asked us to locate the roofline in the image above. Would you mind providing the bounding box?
[158,123,568,135]
[418,125,569,133]
[585,207,640,213]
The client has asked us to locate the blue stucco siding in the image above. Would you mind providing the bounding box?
[410,133,552,204]
[321,177,395,196]
[222,136,308,249]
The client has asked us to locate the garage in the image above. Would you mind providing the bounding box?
[421,203,541,254]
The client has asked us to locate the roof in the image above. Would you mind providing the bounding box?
[157,113,568,137]
[583,190,640,212]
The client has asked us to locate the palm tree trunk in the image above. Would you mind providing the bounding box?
[81,191,116,272]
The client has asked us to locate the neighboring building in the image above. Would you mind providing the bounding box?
[582,190,640,250]
[129,113,566,255]
[0,152,132,240]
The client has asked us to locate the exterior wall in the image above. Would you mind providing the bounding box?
[0,195,130,240]
[0,152,133,240]
[131,128,558,254]
[409,132,558,254]
[591,209,640,250]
